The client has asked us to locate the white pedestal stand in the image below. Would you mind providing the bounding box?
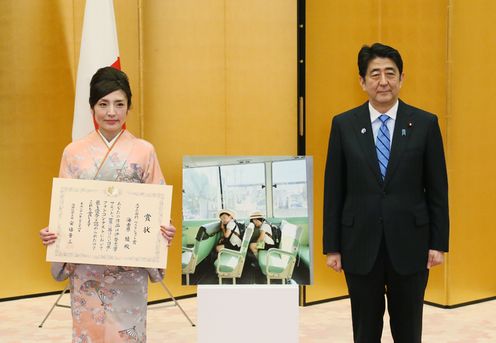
[198,284,299,343]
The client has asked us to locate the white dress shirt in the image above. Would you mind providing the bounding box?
[369,100,399,148]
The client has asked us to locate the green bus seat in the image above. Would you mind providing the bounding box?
[258,220,302,284]
[214,224,254,284]
[182,221,220,285]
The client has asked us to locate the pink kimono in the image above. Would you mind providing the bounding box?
[51,130,165,343]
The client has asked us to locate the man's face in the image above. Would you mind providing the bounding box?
[359,57,403,111]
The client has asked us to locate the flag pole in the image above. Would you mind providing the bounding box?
[138,0,145,139]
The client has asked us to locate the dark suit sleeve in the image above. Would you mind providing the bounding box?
[424,116,449,252]
[323,116,346,254]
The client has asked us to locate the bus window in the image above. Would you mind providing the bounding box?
[272,160,308,218]
[183,166,221,220]
[220,163,266,219]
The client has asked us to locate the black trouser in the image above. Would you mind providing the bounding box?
[344,239,429,343]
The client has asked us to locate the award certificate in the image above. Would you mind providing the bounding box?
[47,178,172,268]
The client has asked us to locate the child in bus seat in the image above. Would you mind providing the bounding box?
[248,211,276,258]
[215,209,243,253]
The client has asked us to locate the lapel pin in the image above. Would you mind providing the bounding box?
[402,129,406,136]
[408,122,413,127]
[361,128,366,134]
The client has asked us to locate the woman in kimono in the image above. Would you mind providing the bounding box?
[39,67,175,343]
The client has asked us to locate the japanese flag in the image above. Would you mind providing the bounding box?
[72,0,121,141]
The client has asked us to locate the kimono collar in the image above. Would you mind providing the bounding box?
[98,129,124,148]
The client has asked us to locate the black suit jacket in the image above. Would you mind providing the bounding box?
[323,100,449,275]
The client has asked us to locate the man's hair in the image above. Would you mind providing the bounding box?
[357,43,403,78]
[89,67,132,108]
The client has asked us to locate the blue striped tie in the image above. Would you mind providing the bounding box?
[376,114,391,180]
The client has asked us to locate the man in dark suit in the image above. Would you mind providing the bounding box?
[323,43,449,343]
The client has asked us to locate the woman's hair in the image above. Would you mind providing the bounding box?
[89,67,132,108]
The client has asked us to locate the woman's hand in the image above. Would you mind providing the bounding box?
[160,223,176,246]
[39,227,57,246]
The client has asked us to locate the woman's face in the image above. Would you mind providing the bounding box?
[92,89,128,140]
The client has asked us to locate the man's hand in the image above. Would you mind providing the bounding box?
[427,249,444,269]
[326,252,342,272]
